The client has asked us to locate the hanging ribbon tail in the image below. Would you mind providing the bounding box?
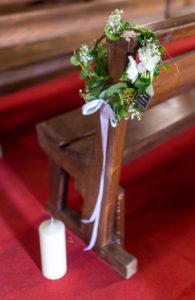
[81,219,93,224]
[81,99,117,251]
[83,217,100,251]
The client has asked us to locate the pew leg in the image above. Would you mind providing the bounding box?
[47,158,83,236]
[47,158,69,211]
[47,160,137,278]
[98,187,137,279]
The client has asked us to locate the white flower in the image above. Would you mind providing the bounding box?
[126,56,138,83]
[126,43,161,82]
[138,47,160,73]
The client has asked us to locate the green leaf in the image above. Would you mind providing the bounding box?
[109,94,120,107]
[106,83,127,97]
[123,21,131,31]
[70,56,80,66]
[86,78,99,89]
[99,89,107,99]
[104,27,121,41]
[85,85,103,101]
[119,109,129,118]
[120,72,128,81]
[134,76,151,92]
[119,93,124,105]
[154,68,159,76]
[85,93,95,101]
[123,88,136,94]
[160,47,165,55]
[80,68,89,80]
[162,64,171,71]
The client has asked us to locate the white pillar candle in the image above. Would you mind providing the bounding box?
[39,218,67,280]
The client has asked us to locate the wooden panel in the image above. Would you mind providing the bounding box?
[149,13,195,42]
[123,89,195,163]
[0,55,72,95]
[36,106,97,148]
[0,4,194,72]
[0,0,51,15]
[152,51,195,106]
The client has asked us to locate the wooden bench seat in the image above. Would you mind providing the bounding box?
[36,15,195,278]
[38,88,195,166]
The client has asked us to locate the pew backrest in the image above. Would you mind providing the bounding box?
[0,1,194,95]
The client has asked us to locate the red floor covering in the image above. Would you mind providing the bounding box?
[0,124,195,300]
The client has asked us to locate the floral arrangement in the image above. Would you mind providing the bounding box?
[71,9,169,122]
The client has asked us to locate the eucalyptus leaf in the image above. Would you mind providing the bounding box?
[134,76,151,92]
[80,68,89,80]
[70,56,80,66]
[106,83,127,97]
[99,89,107,99]
[85,85,103,101]
[109,94,121,107]
[86,78,99,89]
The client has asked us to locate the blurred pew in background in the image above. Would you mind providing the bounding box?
[0,0,194,95]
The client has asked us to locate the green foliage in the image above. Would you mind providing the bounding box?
[80,68,89,80]
[70,9,166,122]
[162,64,171,70]
[85,85,104,101]
[120,72,129,81]
[123,87,136,94]
[70,56,80,66]
[154,68,159,76]
[106,83,127,97]
[134,76,151,92]
[137,27,157,47]
[104,27,121,41]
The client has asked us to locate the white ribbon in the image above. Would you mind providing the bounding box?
[82,99,117,250]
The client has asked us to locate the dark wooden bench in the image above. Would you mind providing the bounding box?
[0,0,193,95]
[36,14,195,278]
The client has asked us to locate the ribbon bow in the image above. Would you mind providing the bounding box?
[82,99,117,250]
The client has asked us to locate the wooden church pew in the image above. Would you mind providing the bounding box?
[36,14,195,278]
[0,0,194,95]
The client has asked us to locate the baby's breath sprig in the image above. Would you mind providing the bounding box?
[79,44,93,66]
[104,9,130,41]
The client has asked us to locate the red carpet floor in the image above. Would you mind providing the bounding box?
[1,124,195,300]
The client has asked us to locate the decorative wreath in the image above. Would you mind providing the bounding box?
[71,9,170,122]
